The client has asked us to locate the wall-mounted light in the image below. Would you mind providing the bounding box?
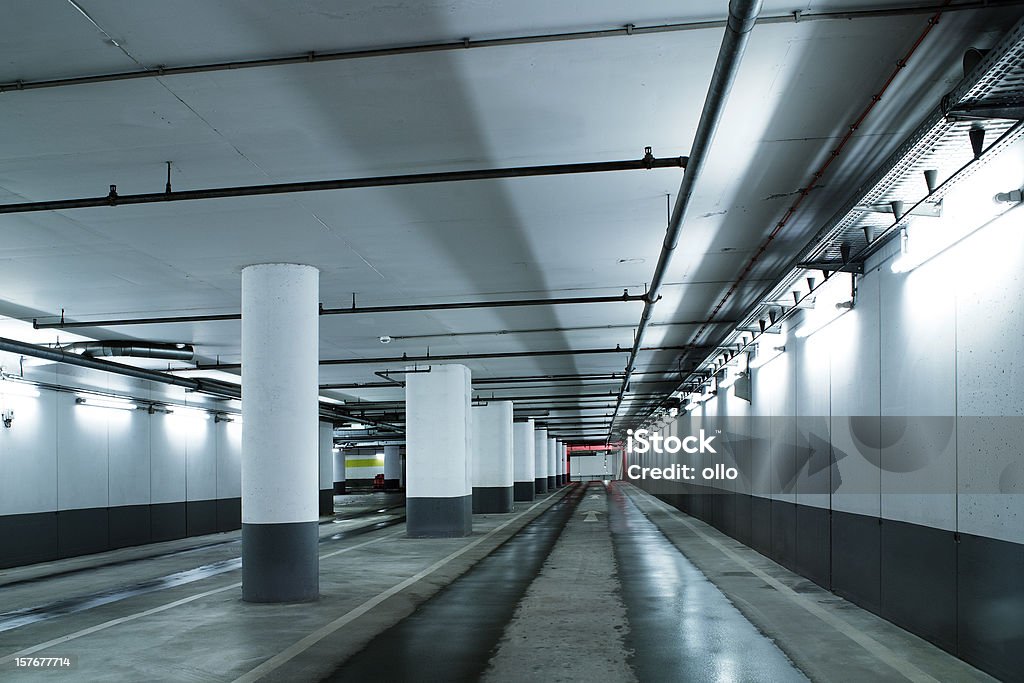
[75,396,137,411]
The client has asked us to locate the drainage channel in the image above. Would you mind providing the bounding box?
[607,483,808,682]
[323,485,584,682]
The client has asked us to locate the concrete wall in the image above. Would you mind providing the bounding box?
[0,378,243,568]
[629,202,1024,680]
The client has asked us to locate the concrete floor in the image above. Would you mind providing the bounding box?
[0,485,995,682]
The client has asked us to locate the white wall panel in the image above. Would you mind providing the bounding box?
[879,261,957,530]
[0,388,57,514]
[829,269,881,517]
[217,420,243,499]
[57,392,109,510]
[794,331,831,509]
[183,414,216,501]
[107,406,151,507]
[150,412,187,504]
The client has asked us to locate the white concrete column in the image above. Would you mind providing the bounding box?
[383,445,402,490]
[513,419,536,502]
[547,437,557,490]
[406,364,472,537]
[561,442,568,485]
[241,263,319,603]
[319,421,334,515]
[534,427,549,494]
[471,401,514,513]
[333,445,346,494]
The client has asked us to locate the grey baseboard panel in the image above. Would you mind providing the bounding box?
[547,475,556,490]
[333,481,347,494]
[0,498,242,570]
[319,489,334,516]
[472,486,513,514]
[384,479,401,491]
[406,495,473,538]
[513,481,535,502]
[534,477,548,495]
[241,521,319,602]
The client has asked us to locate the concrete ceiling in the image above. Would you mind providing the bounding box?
[0,0,1021,437]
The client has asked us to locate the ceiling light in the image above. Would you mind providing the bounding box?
[379,336,392,344]
[76,396,137,411]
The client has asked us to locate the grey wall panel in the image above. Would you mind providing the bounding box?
[831,510,881,613]
[151,501,187,542]
[108,504,151,549]
[770,499,797,571]
[58,508,108,558]
[0,511,57,569]
[793,331,831,510]
[217,498,242,532]
[751,495,772,556]
[956,416,1024,544]
[186,499,218,537]
[795,504,830,589]
[957,532,1024,681]
[880,519,956,651]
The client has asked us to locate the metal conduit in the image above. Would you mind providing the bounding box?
[34,292,648,330]
[0,2,1017,95]
[0,154,684,216]
[609,0,763,437]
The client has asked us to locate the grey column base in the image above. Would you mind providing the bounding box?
[535,477,548,495]
[319,489,334,516]
[242,521,319,603]
[548,475,556,490]
[334,481,346,494]
[472,486,514,514]
[384,478,401,491]
[407,495,473,538]
[513,481,536,502]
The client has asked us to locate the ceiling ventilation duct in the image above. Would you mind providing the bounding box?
[61,341,195,361]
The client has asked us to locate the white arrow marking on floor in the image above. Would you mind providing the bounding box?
[588,494,601,499]
[582,511,602,522]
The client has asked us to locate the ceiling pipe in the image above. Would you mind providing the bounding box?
[1,2,1014,95]
[34,291,648,330]
[0,152,685,216]
[609,0,762,437]
[61,340,194,361]
[0,336,401,431]
[191,345,695,371]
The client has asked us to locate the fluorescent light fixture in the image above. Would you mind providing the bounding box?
[76,396,137,411]
[668,407,679,418]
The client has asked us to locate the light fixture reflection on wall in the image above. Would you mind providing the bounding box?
[0,379,41,398]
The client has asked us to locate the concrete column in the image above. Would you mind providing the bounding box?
[471,401,514,513]
[383,445,402,490]
[534,428,549,494]
[406,364,472,537]
[555,440,563,487]
[513,419,536,502]
[319,421,334,515]
[241,263,319,603]
[333,446,346,494]
[562,443,569,485]
[547,437,557,490]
